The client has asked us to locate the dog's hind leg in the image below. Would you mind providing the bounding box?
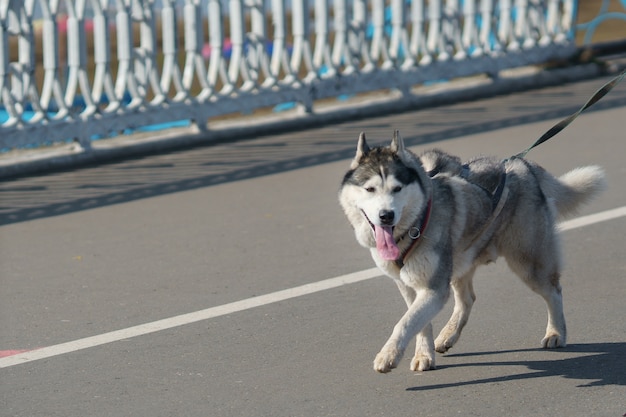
[505,252,567,349]
[537,276,567,348]
[435,266,477,353]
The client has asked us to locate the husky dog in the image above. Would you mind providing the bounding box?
[339,131,606,373]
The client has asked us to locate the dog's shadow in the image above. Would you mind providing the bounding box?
[406,342,625,391]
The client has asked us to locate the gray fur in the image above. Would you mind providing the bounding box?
[339,131,606,373]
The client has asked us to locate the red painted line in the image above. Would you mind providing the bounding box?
[0,350,31,358]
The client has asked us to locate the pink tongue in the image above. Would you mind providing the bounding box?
[375,225,400,260]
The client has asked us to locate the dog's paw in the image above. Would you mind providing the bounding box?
[434,325,461,353]
[434,343,450,354]
[373,347,401,373]
[434,336,455,353]
[409,353,436,372]
[541,333,566,349]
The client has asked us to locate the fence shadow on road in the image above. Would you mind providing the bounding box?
[406,342,625,391]
[2,78,626,227]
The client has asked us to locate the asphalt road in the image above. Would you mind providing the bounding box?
[1,76,625,417]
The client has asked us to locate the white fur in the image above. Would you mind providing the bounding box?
[339,132,606,374]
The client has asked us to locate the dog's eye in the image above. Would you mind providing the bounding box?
[392,186,402,193]
[365,187,375,193]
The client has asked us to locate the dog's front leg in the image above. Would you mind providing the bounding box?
[373,289,446,373]
[394,281,436,371]
[435,266,477,353]
[409,322,436,371]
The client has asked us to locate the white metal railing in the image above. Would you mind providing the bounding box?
[1,0,578,152]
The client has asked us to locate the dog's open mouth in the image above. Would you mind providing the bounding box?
[361,210,400,261]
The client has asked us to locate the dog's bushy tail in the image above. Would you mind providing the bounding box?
[541,166,606,220]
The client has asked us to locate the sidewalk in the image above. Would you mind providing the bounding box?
[1,62,623,180]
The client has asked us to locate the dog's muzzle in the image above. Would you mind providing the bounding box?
[378,209,395,226]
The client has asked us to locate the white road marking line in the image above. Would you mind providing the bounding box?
[558,205,626,231]
[1,206,624,369]
[0,268,381,368]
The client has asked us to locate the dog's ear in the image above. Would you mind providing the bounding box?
[351,132,370,169]
[390,130,405,155]
[391,130,425,171]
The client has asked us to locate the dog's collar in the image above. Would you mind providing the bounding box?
[395,196,432,269]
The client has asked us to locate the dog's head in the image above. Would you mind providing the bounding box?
[339,131,431,260]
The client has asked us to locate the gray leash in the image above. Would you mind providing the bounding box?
[511,68,626,160]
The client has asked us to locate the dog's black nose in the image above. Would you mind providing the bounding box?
[379,210,395,225]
